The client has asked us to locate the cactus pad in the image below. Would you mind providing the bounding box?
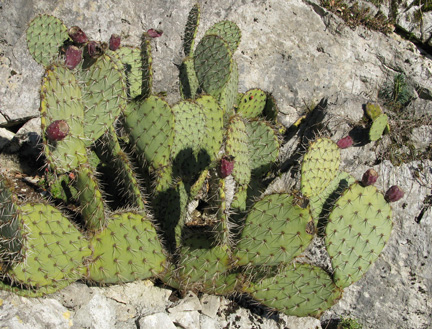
[26,14,69,66]
[117,46,143,99]
[235,193,313,266]
[183,4,200,56]
[301,138,340,198]
[369,113,388,141]
[204,20,241,54]
[325,183,393,288]
[3,203,90,289]
[89,211,166,284]
[244,263,342,317]
[40,64,87,172]
[237,89,267,119]
[194,35,233,96]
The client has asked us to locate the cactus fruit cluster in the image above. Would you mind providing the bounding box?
[0,4,404,318]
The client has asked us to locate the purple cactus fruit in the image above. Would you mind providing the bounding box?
[109,34,121,51]
[361,169,379,186]
[46,120,69,141]
[146,29,163,38]
[219,155,235,178]
[65,45,82,69]
[337,135,353,149]
[385,185,404,203]
[87,41,107,58]
[68,26,88,44]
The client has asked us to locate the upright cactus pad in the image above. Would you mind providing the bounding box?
[301,138,340,198]
[80,53,127,145]
[26,14,69,66]
[235,193,313,267]
[124,96,174,170]
[40,64,87,172]
[244,263,342,317]
[3,203,90,290]
[116,46,143,99]
[194,35,233,96]
[204,20,241,54]
[89,211,166,284]
[225,116,251,185]
[245,120,279,176]
[183,3,200,56]
[325,183,393,288]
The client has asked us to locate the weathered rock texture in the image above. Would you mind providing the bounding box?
[0,0,431,328]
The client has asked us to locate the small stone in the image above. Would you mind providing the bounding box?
[65,45,82,69]
[68,26,88,44]
[385,185,404,202]
[361,169,378,186]
[139,313,176,329]
[109,34,121,51]
[337,135,353,149]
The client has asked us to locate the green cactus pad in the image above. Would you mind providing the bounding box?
[204,20,241,54]
[237,89,267,119]
[183,3,200,56]
[244,263,342,317]
[301,138,340,198]
[89,211,166,284]
[369,113,388,141]
[246,120,279,177]
[4,203,90,289]
[124,96,174,170]
[0,176,22,263]
[140,38,153,99]
[75,164,107,232]
[26,14,69,66]
[194,34,233,96]
[0,278,74,297]
[116,46,143,99]
[216,60,239,119]
[171,100,207,177]
[309,171,356,226]
[230,183,248,211]
[80,53,127,145]
[196,95,224,162]
[179,57,199,100]
[225,116,251,185]
[40,64,87,172]
[176,243,232,294]
[325,183,393,288]
[235,193,313,267]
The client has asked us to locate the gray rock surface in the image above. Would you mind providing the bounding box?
[0,0,431,328]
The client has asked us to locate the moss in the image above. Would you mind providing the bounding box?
[337,317,362,329]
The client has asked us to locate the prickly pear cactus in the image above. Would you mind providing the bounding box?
[0,5,402,321]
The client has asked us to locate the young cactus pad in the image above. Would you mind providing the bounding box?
[325,183,393,288]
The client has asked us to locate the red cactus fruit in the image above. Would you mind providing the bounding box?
[219,155,235,178]
[68,26,88,44]
[65,45,82,69]
[146,29,163,38]
[385,185,404,203]
[361,169,378,186]
[87,41,107,58]
[337,135,353,149]
[109,34,121,51]
[46,120,69,141]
